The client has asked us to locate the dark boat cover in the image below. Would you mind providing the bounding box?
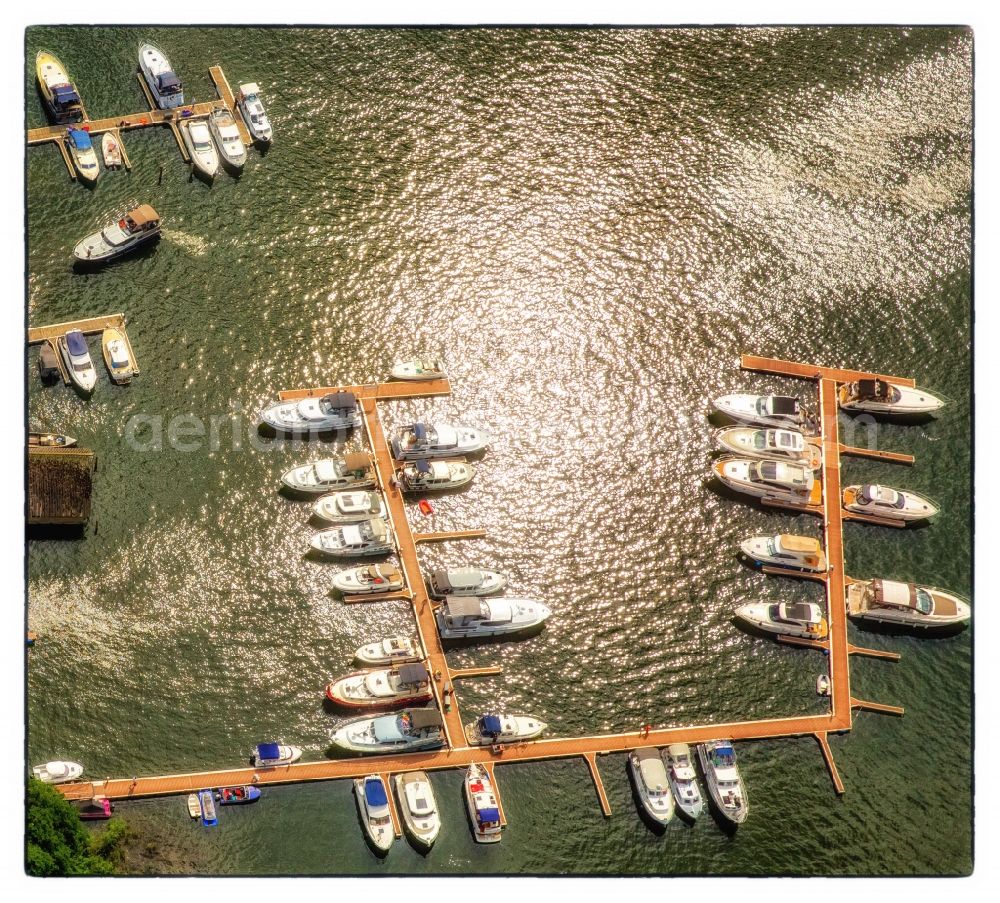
[416,459,432,474]
[398,663,428,684]
[412,423,427,441]
[477,807,500,824]
[52,85,80,106]
[770,396,800,416]
[39,343,59,369]
[322,391,356,410]
[364,778,388,807]
[256,742,281,760]
[408,709,443,729]
[445,596,483,618]
[157,72,181,92]
[343,452,371,473]
[67,129,92,150]
[480,714,502,735]
[66,331,88,355]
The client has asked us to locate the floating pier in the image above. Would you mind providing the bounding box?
[28,313,139,386]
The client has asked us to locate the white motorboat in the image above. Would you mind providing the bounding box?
[627,748,675,826]
[391,358,447,381]
[310,518,393,558]
[714,394,810,430]
[208,107,247,170]
[36,51,84,123]
[740,534,827,573]
[464,763,502,843]
[281,453,376,493]
[237,83,272,144]
[838,379,945,416]
[734,601,829,640]
[58,330,97,394]
[329,708,446,755]
[464,713,547,746]
[314,490,386,525]
[29,432,77,448]
[101,133,122,169]
[697,741,748,825]
[354,775,394,853]
[394,771,441,850]
[102,327,136,385]
[326,662,433,710]
[846,579,970,629]
[843,484,939,522]
[138,42,184,109]
[32,761,83,784]
[427,567,507,599]
[262,393,361,434]
[436,596,552,639]
[65,128,100,183]
[665,743,704,820]
[713,457,819,505]
[181,119,219,180]
[73,205,161,264]
[354,635,422,666]
[399,458,475,491]
[251,742,302,767]
[334,564,405,596]
[714,427,819,468]
[391,422,490,460]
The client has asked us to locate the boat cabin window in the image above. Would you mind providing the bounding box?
[915,589,933,615]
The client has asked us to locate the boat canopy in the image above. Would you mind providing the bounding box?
[322,391,356,411]
[433,568,481,592]
[782,602,822,623]
[408,709,443,729]
[157,71,182,92]
[768,396,800,415]
[397,663,428,684]
[859,484,902,506]
[240,82,262,98]
[343,452,371,473]
[634,747,661,762]
[127,205,159,227]
[52,85,80,106]
[67,129,92,150]
[480,714,503,735]
[66,331,88,356]
[873,579,917,608]
[412,423,427,441]
[415,459,432,474]
[477,807,500,824]
[364,778,388,807]
[372,564,401,581]
[445,596,484,618]
[364,518,388,541]
[256,742,281,760]
[855,379,891,399]
[777,534,821,553]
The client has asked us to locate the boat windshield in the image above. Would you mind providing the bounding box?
[194,138,212,152]
[752,432,767,450]
[915,589,933,615]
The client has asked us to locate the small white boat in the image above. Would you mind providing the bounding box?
[665,743,704,820]
[816,675,831,696]
[714,427,818,467]
[427,567,506,599]
[330,708,446,755]
[394,771,441,850]
[354,635,422,666]
[714,394,810,430]
[65,128,99,183]
[735,601,828,640]
[846,579,970,629]
[838,379,945,416]
[843,484,939,522]
[73,205,161,264]
[391,358,447,381]
[464,763,502,843]
[627,748,675,826]
[101,327,135,385]
[465,713,547,746]
[310,518,394,558]
[138,42,184,109]
[334,564,405,596]
[314,490,386,525]
[713,457,819,505]
[740,534,827,572]
[101,132,122,168]
[208,107,247,170]
[186,793,200,818]
[326,662,433,710]
[36,51,84,123]
[697,741,748,825]
[281,453,376,493]
[181,119,219,180]
[354,775,394,853]
[251,742,302,767]
[32,761,83,784]
[391,422,490,460]
[237,83,272,144]
[436,596,552,639]
[399,459,475,491]
[58,330,97,394]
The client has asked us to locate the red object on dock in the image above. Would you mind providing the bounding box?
[418,499,434,516]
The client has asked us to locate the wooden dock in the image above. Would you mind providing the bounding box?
[28,313,139,386]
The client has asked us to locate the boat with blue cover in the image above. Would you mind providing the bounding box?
[58,330,97,395]
[251,742,302,767]
[215,785,261,805]
[36,51,84,123]
[198,789,218,826]
[354,775,394,853]
[65,128,99,184]
[138,42,184,109]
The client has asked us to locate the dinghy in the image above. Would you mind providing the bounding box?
[101,132,122,169]
[198,789,218,826]
[102,327,136,385]
[215,785,261,805]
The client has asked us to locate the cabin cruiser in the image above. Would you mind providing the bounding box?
[714,427,817,467]
[713,394,810,430]
[138,42,184,109]
[713,457,818,504]
[237,83,272,143]
[394,771,441,850]
[842,484,938,522]
[436,596,552,639]
[735,601,828,640]
[838,378,945,416]
[665,744,704,820]
[35,51,84,123]
[391,422,490,460]
[464,763,502,843]
[251,742,302,767]
[314,490,386,525]
[428,567,506,599]
[326,663,433,709]
[740,534,827,572]
[354,775,394,853]
[29,432,77,448]
[329,708,446,754]
[73,205,161,264]
[181,120,219,180]
[208,108,247,170]
[310,518,393,558]
[465,713,547,746]
[334,564,405,596]
[32,761,83,784]
[697,741,748,825]
[102,327,135,385]
[354,635,422,666]
[281,453,376,493]
[262,392,361,434]
[399,458,475,491]
[391,358,447,381]
[65,128,99,184]
[58,330,97,394]
[627,748,675,826]
[846,579,970,629]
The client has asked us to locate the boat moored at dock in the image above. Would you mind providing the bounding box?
[251,743,302,768]
[101,133,122,169]
[310,518,394,558]
[391,422,490,460]
[464,713,547,746]
[627,747,675,826]
[73,205,161,264]
[65,128,99,183]
[326,662,433,709]
[281,453,376,493]
[181,119,219,180]
[74,796,114,820]
[138,42,184,109]
[354,775,394,853]
[713,394,811,431]
[464,763,502,843]
[394,771,441,850]
[399,458,475,491]
[29,432,77,448]
[198,790,218,826]
[102,327,136,385]
[334,564,405,596]
[391,358,447,381]
[713,457,818,505]
[697,741,748,825]
[838,378,945,416]
[665,744,704,820]
[846,579,970,629]
[215,785,261,805]
[428,567,506,599]
[32,761,83,784]
[714,427,818,468]
[313,490,386,525]
[237,83,272,143]
[58,330,97,395]
[36,51,84,123]
[354,635,422,666]
[329,708,446,755]
[740,534,827,572]
[734,601,828,640]
[435,596,552,639]
[842,484,939,522]
[208,107,247,170]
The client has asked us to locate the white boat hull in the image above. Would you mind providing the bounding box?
[627,753,675,825]
[842,485,938,522]
[714,394,807,430]
[697,743,748,825]
[32,761,84,784]
[394,773,441,849]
